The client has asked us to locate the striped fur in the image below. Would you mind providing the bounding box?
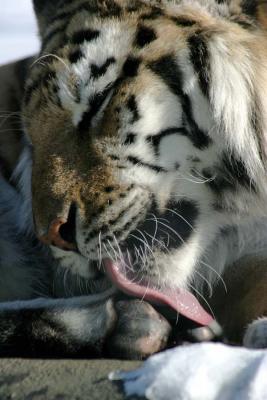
[0,0,267,356]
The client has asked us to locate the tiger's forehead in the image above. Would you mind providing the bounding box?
[23,0,257,139]
[57,15,191,128]
[25,1,213,127]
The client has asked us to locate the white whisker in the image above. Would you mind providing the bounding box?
[188,282,215,319]
[164,208,196,233]
[103,243,116,264]
[98,231,102,270]
[106,239,119,262]
[194,270,213,298]
[31,53,70,72]
[156,220,185,245]
[200,260,227,293]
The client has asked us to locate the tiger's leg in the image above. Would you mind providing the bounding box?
[211,254,267,348]
[243,318,267,349]
[106,300,172,360]
[0,293,117,357]
[0,294,175,358]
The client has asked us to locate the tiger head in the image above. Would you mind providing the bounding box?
[22,0,267,322]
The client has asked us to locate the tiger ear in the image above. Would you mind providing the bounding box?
[32,0,63,35]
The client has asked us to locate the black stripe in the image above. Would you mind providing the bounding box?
[126,95,140,123]
[141,7,163,20]
[71,29,100,45]
[33,0,72,14]
[86,198,137,242]
[221,153,256,190]
[105,186,115,193]
[148,56,212,149]
[90,186,135,220]
[147,127,188,156]
[205,153,256,195]
[108,198,137,228]
[41,23,68,51]
[127,156,167,173]
[111,211,144,241]
[89,205,106,221]
[188,32,210,97]
[126,5,140,13]
[123,56,141,78]
[102,209,143,244]
[69,48,84,64]
[24,82,39,105]
[78,89,112,133]
[124,133,137,145]
[109,154,120,161]
[50,0,121,24]
[134,25,157,48]
[171,16,197,27]
[24,70,57,104]
[233,17,256,30]
[91,57,116,79]
[99,0,122,18]
[50,2,99,24]
[78,82,117,134]
[37,70,57,89]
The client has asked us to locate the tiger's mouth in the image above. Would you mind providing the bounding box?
[40,199,214,326]
[103,257,214,326]
[42,227,214,326]
[101,199,214,327]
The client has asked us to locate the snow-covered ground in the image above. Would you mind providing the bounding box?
[112,343,267,400]
[0,0,40,65]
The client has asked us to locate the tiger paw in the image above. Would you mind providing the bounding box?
[106,300,172,360]
[243,317,267,349]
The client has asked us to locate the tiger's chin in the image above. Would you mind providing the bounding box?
[50,246,112,297]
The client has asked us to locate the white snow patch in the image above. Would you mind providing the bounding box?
[110,343,267,400]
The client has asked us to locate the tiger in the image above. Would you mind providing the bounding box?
[0,0,267,359]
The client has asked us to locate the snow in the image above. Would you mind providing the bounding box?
[110,343,267,400]
[0,0,40,65]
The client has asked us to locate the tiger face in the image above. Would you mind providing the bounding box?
[23,0,267,322]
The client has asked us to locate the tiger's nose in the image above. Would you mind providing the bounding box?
[39,204,77,251]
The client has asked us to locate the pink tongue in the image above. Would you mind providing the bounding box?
[104,259,214,326]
